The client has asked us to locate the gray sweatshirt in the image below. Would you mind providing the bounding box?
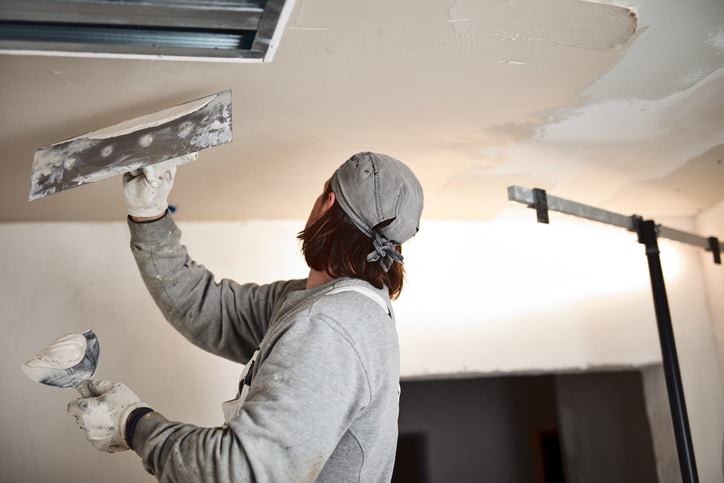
[127,214,400,482]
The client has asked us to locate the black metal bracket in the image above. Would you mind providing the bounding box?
[530,188,549,224]
[636,219,699,483]
[506,185,722,483]
[707,237,721,264]
[632,215,644,238]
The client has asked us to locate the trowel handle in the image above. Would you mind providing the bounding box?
[75,379,98,397]
[169,152,199,167]
[130,152,198,177]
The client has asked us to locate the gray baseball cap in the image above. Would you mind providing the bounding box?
[331,151,424,246]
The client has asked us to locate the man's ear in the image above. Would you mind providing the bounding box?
[321,191,336,213]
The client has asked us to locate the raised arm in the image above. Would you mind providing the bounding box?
[123,158,302,362]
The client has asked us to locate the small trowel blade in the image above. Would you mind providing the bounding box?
[21,330,100,390]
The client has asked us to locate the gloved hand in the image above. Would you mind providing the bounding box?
[68,380,149,453]
[122,153,196,218]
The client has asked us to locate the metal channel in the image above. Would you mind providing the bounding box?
[507,185,636,231]
[0,0,264,30]
[508,184,713,481]
[0,22,251,50]
[508,185,724,254]
[0,0,295,61]
[658,226,722,252]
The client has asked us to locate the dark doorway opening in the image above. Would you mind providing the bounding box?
[395,371,661,483]
[537,428,565,483]
[392,432,430,483]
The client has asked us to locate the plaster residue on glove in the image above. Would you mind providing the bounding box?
[21,330,99,388]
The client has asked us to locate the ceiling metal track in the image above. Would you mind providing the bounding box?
[0,0,295,62]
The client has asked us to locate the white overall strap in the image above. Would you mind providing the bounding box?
[223,285,392,424]
[222,348,260,424]
[326,285,390,316]
[328,285,400,397]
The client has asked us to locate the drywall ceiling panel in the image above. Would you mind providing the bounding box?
[0,0,722,222]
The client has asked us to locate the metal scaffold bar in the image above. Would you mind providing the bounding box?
[507,185,724,262]
[506,185,724,483]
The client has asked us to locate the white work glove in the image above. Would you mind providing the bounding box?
[122,154,195,218]
[67,380,149,453]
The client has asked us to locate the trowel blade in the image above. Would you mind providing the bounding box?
[29,89,232,201]
[21,330,100,389]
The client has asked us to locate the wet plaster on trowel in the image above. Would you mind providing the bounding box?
[21,330,100,396]
[21,333,87,383]
[29,90,230,200]
[83,96,212,140]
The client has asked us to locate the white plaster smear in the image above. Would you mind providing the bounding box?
[32,92,217,159]
[21,332,87,383]
[83,95,213,140]
[710,29,724,50]
[474,0,724,215]
[479,70,722,214]
[448,0,637,49]
[535,65,724,179]
[70,152,198,186]
[579,0,724,103]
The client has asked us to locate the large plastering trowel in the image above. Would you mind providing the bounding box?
[21,330,100,397]
[29,89,232,201]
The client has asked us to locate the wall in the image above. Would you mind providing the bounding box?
[641,364,679,482]
[1,216,723,482]
[1,221,309,483]
[556,370,659,483]
[696,199,724,477]
[697,200,724,387]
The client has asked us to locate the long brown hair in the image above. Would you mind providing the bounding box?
[298,186,405,299]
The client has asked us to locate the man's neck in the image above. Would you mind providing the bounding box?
[306,269,335,290]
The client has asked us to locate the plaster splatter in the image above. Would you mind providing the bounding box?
[708,30,724,50]
[178,121,194,139]
[138,133,154,147]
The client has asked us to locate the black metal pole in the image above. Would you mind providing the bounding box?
[637,219,699,483]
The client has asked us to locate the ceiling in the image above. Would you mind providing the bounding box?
[1,0,723,224]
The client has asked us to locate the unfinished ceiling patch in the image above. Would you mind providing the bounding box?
[578,0,724,103]
[490,0,637,49]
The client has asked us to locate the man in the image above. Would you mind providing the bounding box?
[68,151,424,482]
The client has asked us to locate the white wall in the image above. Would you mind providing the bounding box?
[697,199,724,386]
[1,215,722,482]
[696,199,724,478]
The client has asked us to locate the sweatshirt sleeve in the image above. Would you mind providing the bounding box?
[130,311,371,483]
[127,213,304,363]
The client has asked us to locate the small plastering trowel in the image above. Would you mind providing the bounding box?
[21,330,100,397]
[29,89,232,201]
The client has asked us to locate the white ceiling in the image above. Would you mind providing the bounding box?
[1,0,723,223]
